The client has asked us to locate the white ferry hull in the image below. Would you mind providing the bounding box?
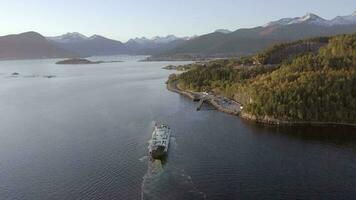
[149,123,171,160]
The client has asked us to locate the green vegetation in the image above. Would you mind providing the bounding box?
[254,37,330,65]
[163,64,198,71]
[177,63,277,96]
[172,34,356,124]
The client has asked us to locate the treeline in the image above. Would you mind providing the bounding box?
[254,36,330,65]
[178,63,277,96]
[174,33,356,124]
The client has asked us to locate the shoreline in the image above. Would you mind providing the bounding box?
[167,79,356,127]
[241,113,356,127]
[167,80,241,116]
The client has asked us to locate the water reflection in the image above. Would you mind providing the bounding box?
[247,122,356,146]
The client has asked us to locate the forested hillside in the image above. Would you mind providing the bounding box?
[174,33,356,124]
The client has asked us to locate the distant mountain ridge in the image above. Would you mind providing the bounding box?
[264,12,356,27]
[129,35,185,44]
[47,33,127,56]
[47,32,88,43]
[0,32,77,60]
[47,33,191,56]
[215,29,232,34]
[1,11,356,60]
[125,35,192,55]
[155,11,356,59]
[0,31,192,59]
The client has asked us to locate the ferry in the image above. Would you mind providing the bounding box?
[149,123,171,160]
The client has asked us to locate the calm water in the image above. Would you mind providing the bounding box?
[0,56,356,200]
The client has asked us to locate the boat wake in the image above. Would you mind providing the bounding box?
[141,135,206,200]
[139,156,149,162]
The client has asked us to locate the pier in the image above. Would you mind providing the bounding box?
[167,80,242,116]
[196,96,209,111]
[196,93,215,111]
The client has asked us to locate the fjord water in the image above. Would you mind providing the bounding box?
[0,57,356,200]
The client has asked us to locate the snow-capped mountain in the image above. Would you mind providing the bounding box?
[47,33,127,56]
[159,11,356,58]
[47,33,120,43]
[47,33,193,56]
[264,13,328,27]
[88,34,109,40]
[47,32,88,43]
[128,35,188,44]
[330,11,356,25]
[215,29,232,34]
[128,37,150,44]
[264,12,356,27]
[125,35,192,55]
[152,35,182,43]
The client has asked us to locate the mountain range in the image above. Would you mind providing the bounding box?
[124,35,194,55]
[155,12,356,59]
[0,11,355,60]
[263,12,356,27]
[47,33,127,56]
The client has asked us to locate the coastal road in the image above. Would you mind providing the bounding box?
[168,80,241,115]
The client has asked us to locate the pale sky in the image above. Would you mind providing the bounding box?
[0,0,355,42]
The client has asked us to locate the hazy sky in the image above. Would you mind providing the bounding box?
[0,0,355,41]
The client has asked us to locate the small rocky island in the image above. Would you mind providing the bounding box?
[56,58,123,65]
[56,58,102,65]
